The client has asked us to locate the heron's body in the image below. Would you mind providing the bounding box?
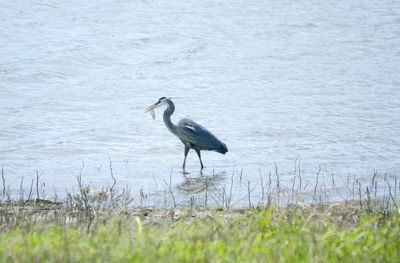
[145,97,228,170]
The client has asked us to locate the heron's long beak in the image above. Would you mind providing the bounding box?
[144,103,157,113]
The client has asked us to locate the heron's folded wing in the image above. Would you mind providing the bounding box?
[177,119,223,150]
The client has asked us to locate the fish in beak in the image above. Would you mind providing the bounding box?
[144,103,157,113]
[144,103,158,119]
[144,97,170,119]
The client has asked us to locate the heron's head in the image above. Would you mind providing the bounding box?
[144,97,170,113]
[144,97,172,120]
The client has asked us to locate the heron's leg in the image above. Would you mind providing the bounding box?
[183,145,190,169]
[195,149,204,170]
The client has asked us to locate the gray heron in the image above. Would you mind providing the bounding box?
[144,97,228,170]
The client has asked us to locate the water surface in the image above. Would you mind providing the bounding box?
[1,0,400,206]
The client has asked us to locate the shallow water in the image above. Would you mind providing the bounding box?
[1,0,400,206]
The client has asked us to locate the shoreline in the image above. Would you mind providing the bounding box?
[0,200,399,262]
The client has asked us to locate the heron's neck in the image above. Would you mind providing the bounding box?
[163,100,176,133]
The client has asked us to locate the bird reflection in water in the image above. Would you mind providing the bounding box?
[176,170,226,195]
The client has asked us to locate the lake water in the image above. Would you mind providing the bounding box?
[1,0,400,206]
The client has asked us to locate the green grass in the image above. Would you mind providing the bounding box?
[0,205,399,262]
